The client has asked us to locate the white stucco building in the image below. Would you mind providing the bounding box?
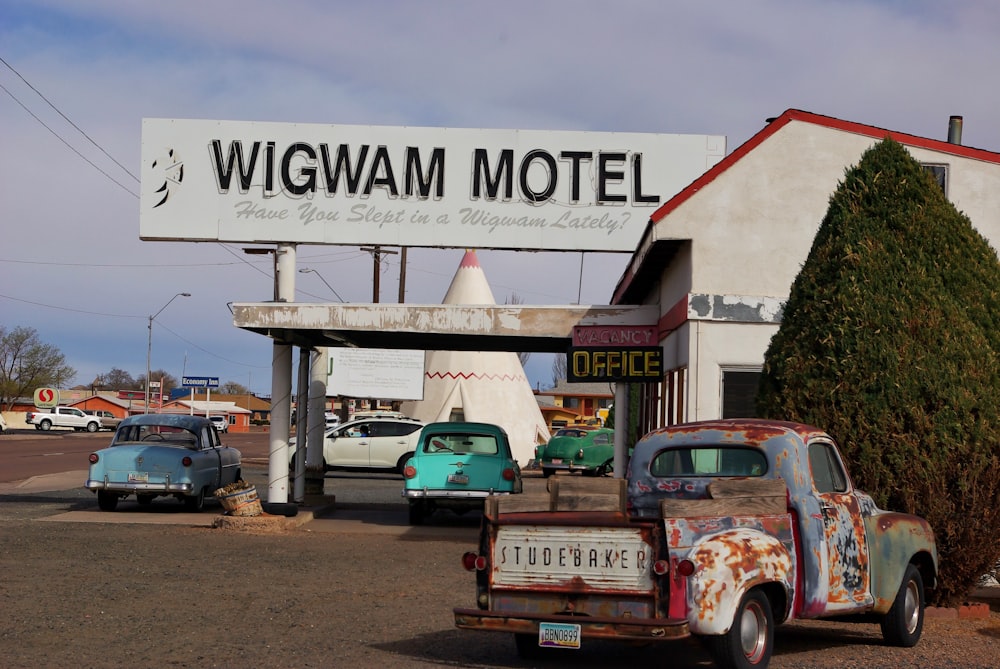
[611,109,1000,428]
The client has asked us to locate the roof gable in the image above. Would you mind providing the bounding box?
[650,109,1000,226]
[614,109,1000,304]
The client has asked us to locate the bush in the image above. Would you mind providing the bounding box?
[757,137,1000,606]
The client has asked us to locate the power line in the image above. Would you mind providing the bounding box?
[156,321,270,369]
[0,55,139,183]
[1,82,139,198]
[0,291,139,319]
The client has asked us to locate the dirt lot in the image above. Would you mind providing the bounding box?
[3,476,1000,668]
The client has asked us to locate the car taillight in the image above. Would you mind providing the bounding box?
[501,468,516,481]
[88,453,99,464]
[403,465,417,479]
[461,552,487,571]
[676,559,696,577]
[652,559,670,576]
[182,456,193,467]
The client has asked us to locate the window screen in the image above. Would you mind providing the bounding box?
[722,370,760,419]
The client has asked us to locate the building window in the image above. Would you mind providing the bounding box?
[721,369,761,419]
[922,163,948,196]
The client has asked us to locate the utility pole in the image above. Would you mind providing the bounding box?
[360,245,398,303]
[398,247,407,303]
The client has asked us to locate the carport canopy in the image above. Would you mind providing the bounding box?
[231,302,659,353]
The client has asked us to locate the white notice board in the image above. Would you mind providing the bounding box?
[326,348,425,400]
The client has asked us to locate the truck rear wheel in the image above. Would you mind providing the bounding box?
[708,588,773,669]
[40,420,52,431]
[880,563,924,647]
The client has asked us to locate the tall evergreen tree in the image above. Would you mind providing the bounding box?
[757,137,1000,606]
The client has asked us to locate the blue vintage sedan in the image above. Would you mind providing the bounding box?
[85,414,242,512]
[402,422,522,525]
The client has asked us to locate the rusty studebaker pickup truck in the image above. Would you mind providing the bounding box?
[454,419,938,669]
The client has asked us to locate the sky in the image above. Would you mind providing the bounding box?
[3,0,1000,396]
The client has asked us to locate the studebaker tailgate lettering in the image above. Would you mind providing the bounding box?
[493,526,653,590]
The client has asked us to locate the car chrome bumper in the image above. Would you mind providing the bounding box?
[402,489,511,499]
[542,462,592,472]
[85,479,193,493]
[453,607,690,641]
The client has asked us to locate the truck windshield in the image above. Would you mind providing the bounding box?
[650,446,767,477]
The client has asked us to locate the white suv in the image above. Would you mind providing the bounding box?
[290,416,424,475]
[209,415,229,433]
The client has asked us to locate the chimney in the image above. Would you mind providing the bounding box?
[948,115,963,145]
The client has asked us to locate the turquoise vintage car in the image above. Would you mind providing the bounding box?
[539,427,617,477]
[402,422,522,525]
[85,414,242,512]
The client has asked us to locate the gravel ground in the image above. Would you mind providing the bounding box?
[3,481,1000,668]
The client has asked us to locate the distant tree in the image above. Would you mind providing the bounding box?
[136,369,179,396]
[550,353,567,388]
[757,137,1000,606]
[92,367,138,390]
[0,326,76,410]
[221,381,250,395]
[504,292,532,367]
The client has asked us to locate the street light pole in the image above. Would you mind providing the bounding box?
[145,292,191,414]
[298,268,345,302]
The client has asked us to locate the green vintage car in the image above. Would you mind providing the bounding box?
[539,427,617,477]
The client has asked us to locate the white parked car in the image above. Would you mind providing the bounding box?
[289,415,424,475]
[209,415,229,433]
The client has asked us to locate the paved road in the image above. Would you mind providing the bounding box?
[0,427,489,532]
[0,427,273,484]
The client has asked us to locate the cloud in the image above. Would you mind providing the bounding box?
[2,0,999,391]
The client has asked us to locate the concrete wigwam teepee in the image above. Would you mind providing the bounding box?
[400,250,550,464]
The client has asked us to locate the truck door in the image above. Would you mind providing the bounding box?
[808,440,874,614]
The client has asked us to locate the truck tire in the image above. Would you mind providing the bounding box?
[708,588,773,669]
[40,420,52,431]
[86,421,99,433]
[880,563,924,647]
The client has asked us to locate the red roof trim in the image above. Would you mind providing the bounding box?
[658,295,689,336]
[649,109,1000,225]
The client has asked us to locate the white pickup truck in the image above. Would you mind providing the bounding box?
[26,406,102,432]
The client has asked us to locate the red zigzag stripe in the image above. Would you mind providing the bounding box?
[426,371,526,381]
